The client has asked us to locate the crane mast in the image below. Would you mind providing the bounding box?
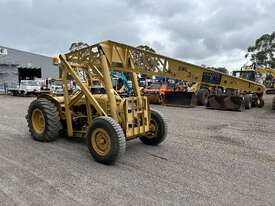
[64,40,264,95]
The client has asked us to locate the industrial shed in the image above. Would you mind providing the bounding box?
[0,46,58,91]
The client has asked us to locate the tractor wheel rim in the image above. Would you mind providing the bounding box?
[91,128,111,156]
[204,94,208,103]
[32,108,45,134]
[148,119,158,138]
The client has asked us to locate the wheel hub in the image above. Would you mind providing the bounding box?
[147,119,158,138]
[204,94,208,103]
[92,128,111,156]
[31,108,45,134]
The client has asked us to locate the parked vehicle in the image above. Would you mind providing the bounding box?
[8,80,42,96]
[143,81,174,104]
[50,79,64,95]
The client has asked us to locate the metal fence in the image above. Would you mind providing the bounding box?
[0,80,17,94]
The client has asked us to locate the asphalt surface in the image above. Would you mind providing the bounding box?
[0,95,275,206]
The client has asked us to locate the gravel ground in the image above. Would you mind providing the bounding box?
[0,95,275,206]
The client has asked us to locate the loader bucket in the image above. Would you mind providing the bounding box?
[163,91,197,107]
[265,88,275,95]
[206,95,244,111]
[145,93,162,104]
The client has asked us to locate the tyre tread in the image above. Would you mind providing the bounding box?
[139,109,167,145]
[26,98,61,142]
[87,116,126,164]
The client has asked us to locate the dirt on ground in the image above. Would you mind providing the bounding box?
[0,95,274,206]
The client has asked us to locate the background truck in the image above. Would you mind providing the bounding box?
[232,65,275,94]
[143,79,197,107]
[143,80,175,104]
[8,80,42,96]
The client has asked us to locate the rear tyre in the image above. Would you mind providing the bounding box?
[140,110,167,145]
[87,116,126,165]
[197,89,209,106]
[160,94,166,105]
[255,98,264,108]
[272,97,275,110]
[244,94,252,109]
[26,98,61,142]
[237,100,245,112]
[158,94,163,104]
[11,91,17,96]
[215,88,223,96]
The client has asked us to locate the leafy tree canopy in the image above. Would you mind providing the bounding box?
[245,31,275,68]
[69,42,89,51]
[136,45,156,53]
[133,45,158,79]
[207,67,229,74]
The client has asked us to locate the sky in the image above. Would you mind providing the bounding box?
[0,0,274,70]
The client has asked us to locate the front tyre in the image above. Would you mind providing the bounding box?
[87,117,126,165]
[237,99,245,112]
[244,94,252,109]
[197,89,209,106]
[140,110,167,145]
[255,97,264,108]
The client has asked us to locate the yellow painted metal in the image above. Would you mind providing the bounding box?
[192,82,202,94]
[62,69,73,137]
[255,67,275,89]
[204,93,209,102]
[85,96,92,125]
[256,67,275,78]
[233,66,275,91]
[59,55,107,116]
[87,63,122,99]
[100,54,118,121]
[147,118,158,138]
[111,41,265,94]
[68,91,84,108]
[91,128,111,156]
[65,40,264,94]
[130,72,142,103]
[31,108,45,134]
[239,66,275,79]
[120,96,150,138]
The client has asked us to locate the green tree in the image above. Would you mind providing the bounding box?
[69,42,89,51]
[136,45,156,53]
[136,45,158,68]
[132,45,158,78]
[207,67,229,74]
[245,31,275,68]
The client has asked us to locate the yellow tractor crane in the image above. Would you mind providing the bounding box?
[26,40,265,164]
[232,65,275,95]
[232,65,275,110]
[256,67,275,95]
